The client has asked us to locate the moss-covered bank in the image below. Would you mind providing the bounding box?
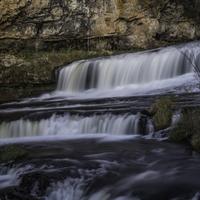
[0,145,28,162]
[149,96,200,152]
[0,49,113,86]
[170,108,200,152]
[0,49,113,102]
[150,97,175,131]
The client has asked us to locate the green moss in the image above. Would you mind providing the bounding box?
[0,145,28,162]
[170,108,200,152]
[0,49,113,84]
[169,122,192,143]
[191,134,200,152]
[18,49,113,65]
[169,109,195,142]
[16,49,113,82]
[0,49,114,102]
[150,96,174,131]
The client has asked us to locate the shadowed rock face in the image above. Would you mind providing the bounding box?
[0,0,200,51]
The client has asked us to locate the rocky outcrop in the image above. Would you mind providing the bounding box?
[0,0,200,51]
[0,0,200,102]
[0,50,112,102]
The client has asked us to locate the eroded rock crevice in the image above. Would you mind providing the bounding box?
[0,0,200,51]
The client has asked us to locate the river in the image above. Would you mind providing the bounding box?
[0,42,200,200]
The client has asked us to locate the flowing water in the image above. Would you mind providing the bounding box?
[55,42,199,97]
[1,42,200,199]
[57,46,191,92]
[0,113,151,138]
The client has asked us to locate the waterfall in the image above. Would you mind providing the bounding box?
[0,113,152,138]
[1,42,200,139]
[46,178,84,200]
[57,45,199,92]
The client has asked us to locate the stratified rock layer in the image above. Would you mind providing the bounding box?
[1,0,200,102]
[0,0,200,51]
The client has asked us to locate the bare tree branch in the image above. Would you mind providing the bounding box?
[176,44,200,80]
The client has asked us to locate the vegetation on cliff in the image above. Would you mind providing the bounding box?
[149,96,200,152]
[0,0,200,52]
[0,145,28,162]
[0,49,112,102]
[0,49,112,85]
[170,108,200,152]
[1,0,200,102]
[150,96,174,131]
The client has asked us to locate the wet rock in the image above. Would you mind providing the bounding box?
[170,108,200,152]
[192,134,200,152]
[0,0,200,51]
[0,1,200,102]
[0,138,200,199]
[150,96,174,131]
[0,145,28,162]
[0,187,37,200]
[140,109,153,117]
[0,54,25,68]
[0,50,112,102]
[20,172,63,198]
[169,109,193,143]
[137,114,148,135]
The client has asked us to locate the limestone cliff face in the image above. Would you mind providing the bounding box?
[1,0,200,102]
[0,0,200,50]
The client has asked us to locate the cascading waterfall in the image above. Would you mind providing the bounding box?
[1,42,200,139]
[57,45,199,92]
[46,178,84,200]
[0,113,152,138]
[2,42,200,200]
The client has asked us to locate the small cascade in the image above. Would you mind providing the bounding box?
[0,113,153,138]
[1,42,200,139]
[1,42,200,200]
[46,178,84,200]
[57,44,200,92]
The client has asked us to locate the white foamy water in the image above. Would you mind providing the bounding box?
[45,170,160,200]
[2,42,200,104]
[0,113,152,138]
[0,168,18,189]
[1,42,200,200]
[46,178,84,200]
[57,44,200,93]
[46,178,137,200]
[1,42,200,140]
[53,72,198,100]
[0,165,33,189]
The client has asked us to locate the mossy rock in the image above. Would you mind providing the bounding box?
[150,96,174,131]
[170,108,200,151]
[0,145,28,162]
[169,109,194,142]
[191,134,200,152]
[169,121,192,143]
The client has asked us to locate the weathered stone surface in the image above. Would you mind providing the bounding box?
[0,50,112,102]
[0,50,112,85]
[150,96,174,131]
[0,0,200,102]
[0,0,200,50]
